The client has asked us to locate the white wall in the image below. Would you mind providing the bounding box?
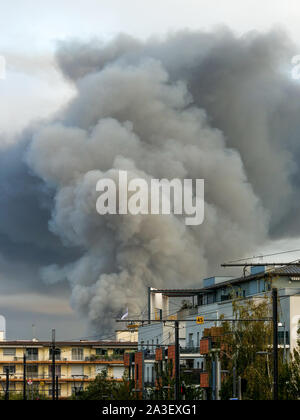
[0,315,6,341]
[289,295,300,351]
[150,289,169,319]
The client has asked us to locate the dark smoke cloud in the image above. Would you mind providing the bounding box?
[1,28,300,333]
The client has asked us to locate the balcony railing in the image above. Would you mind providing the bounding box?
[144,381,155,387]
[180,346,200,354]
[144,353,156,360]
[88,355,124,362]
[0,354,127,363]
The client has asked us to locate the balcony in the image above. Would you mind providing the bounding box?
[180,346,200,354]
[144,353,156,360]
[144,381,155,388]
[89,355,124,362]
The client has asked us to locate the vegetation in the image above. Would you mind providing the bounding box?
[217,295,300,400]
[73,370,135,400]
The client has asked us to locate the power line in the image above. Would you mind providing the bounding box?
[226,249,300,264]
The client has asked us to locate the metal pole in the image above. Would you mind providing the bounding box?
[283,322,287,363]
[238,376,242,400]
[5,368,9,400]
[216,353,221,400]
[23,353,27,400]
[175,320,180,400]
[148,287,151,324]
[233,364,237,398]
[52,329,56,401]
[272,288,278,400]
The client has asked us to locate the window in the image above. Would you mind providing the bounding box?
[188,333,194,348]
[198,295,204,306]
[3,348,16,357]
[72,348,84,361]
[49,348,61,361]
[186,359,194,369]
[197,332,200,346]
[278,331,290,345]
[113,348,125,355]
[49,385,61,397]
[3,365,15,375]
[26,348,39,361]
[27,365,39,378]
[96,348,107,356]
[71,365,84,376]
[95,365,107,376]
[9,382,16,392]
[112,366,125,379]
[72,385,83,396]
[48,365,61,378]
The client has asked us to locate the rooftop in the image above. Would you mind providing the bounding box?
[0,340,138,347]
[151,264,300,296]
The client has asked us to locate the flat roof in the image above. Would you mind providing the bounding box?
[151,289,204,297]
[151,265,300,296]
[0,341,138,347]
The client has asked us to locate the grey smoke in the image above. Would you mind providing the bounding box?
[1,28,300,333]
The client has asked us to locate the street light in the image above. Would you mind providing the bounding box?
[278,322,287,362]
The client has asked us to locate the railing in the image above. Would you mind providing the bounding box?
[278,331,290,346]
[180,346,200,354]
[144,353,156,360]
[25,356,39,361]
[0,355,125,363]
[89,355,124,362]
[144,381,155,387]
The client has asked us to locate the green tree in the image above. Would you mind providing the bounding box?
[284,322,300,400]
[218,295,282,400]
[74,370,135,400]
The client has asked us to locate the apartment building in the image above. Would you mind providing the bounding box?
[126,265,300,398]
[0,339,137,399]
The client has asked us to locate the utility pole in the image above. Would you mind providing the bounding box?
[174,320,180,400]
[272,288,278,400]
[238,376,242,400]
[117,317,272,401]
[5,367,9,401]
[56,375,59,400]
[215,353,221,400]
[51,329,56,401]
[23,353,27,400]
[232,364,237,399]
[148,287,151,324]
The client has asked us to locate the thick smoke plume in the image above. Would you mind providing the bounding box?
[1,28,300,333]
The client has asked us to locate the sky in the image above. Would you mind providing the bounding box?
[1,0,300,339]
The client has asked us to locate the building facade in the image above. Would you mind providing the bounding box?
[0,340,137,399]
[126,265,300,399]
